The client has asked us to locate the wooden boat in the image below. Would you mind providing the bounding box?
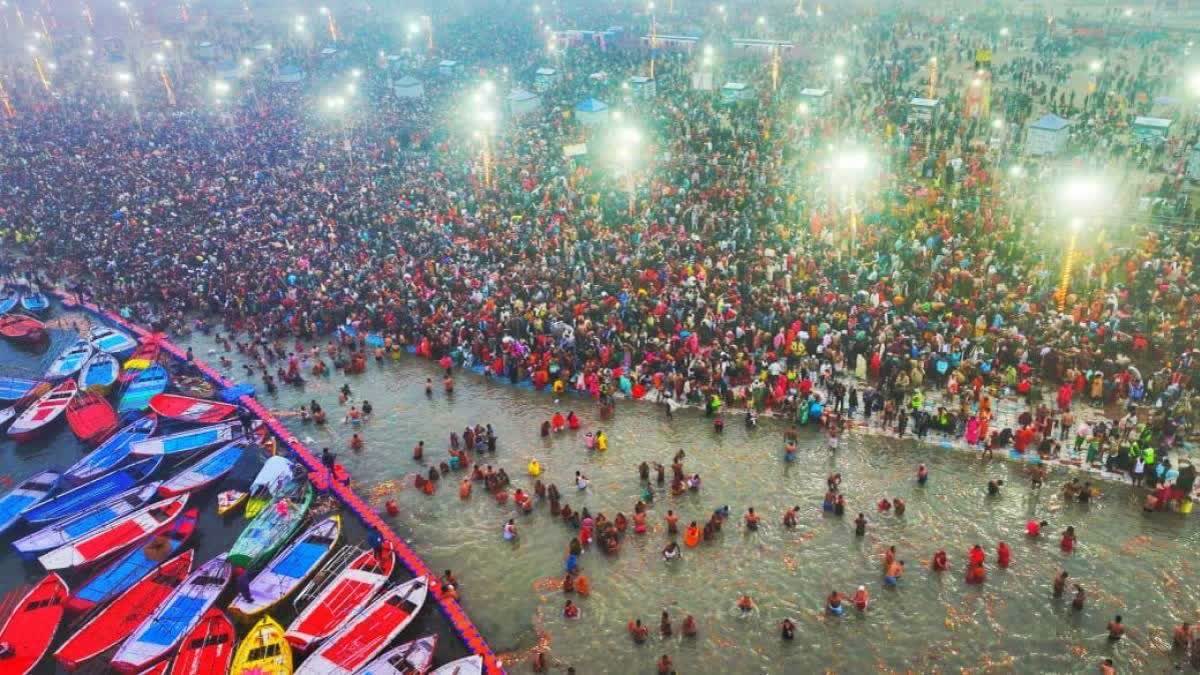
[121,340,161,384]
[45,339,94,380]
[111,554,232,673]
[89,324,138,355]
[429,656,483,675]
[217,489,248,515]
[64,414,157,484]
[78,352,120,393]
[245,456,302,519]
[231,615,293,675]
[0,288,18,314]
[53,550,194,670]
[359,635,438,675]
[170,608,236,675]
[25,456,161,525]
[130,421,244,457]
[149,393,238,424]
[0,375,38,400]
[174,374,216,399]
[39,493,188,571]
[14,481,162,557]
[295,576,429,675]
[158,441,246,497]
[66,391,119,446]
[0,313,48,344]
[285,542,396,651]
[229,482,313,569]
[229,516,341,618]
[0,573,69,675]
[20,290,49,313]
[8,379,76,442]
[117,364,170,415]
[67,507,198,613]
[0,469,62,535]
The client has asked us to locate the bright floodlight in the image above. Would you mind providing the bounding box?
[477,108,497,124]
[991,118,1004,129]
[408,22,420,34]
[703,45,714,56]
[115,71,133,83]
[647,1,655,10]
[1089,60,1102,72]
[612,110,624,121]
[242,58,252,66]
[1009,165,1025,177]
[1061,177,1104,210]
[1123,7,1133,16]
[717,4,726,13]
[212,81,231,95]
[154,52,165,63]
[757,15,766,25]
[296,14,306,23]
[833,54,847,68]
[1000,27,1010,36]
[619,126,642,146]
[351,68,363,78]
[797,102,810,116]
[532,4,540,13]
[319,6,329,15]
[118,1,127,8]
[835,150,869,173]
[345,83,357,94]
[482,80,495,93]
[325,95,346,109]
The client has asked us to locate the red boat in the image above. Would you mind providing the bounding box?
[0,573,69,675]
[66,391,120,446]
[170,608,235,675]
[285,542,397,650]
[8,379,77,442]
[139,663,169,675]
[148,393,238,424]
[0,314,47,344]
[54,550,194,671]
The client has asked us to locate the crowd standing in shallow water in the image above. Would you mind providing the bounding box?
[4,0,1200,671]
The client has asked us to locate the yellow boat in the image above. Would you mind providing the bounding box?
[217,489,248,516]
[230,615,292,675]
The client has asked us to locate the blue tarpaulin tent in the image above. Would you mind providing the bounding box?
[575,98,609,125]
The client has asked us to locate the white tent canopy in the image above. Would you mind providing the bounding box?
[393,75,425,99]
[508,88,541,116]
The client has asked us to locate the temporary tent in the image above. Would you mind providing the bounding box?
[439,60,462,78]
[534,67,560,92]
[1132,116,1171,145]
[720,82,752,103]
[908,97,939,123]
[393,75,425,99]
[574,97,610,125]
[1024,113,1070,156]
[508,88,541,116]
[799,87,830,114]
[272,64,305,83]
[215,60,240,79]
[629,75,656,98]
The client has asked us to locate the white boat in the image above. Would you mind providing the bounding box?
[13,482,161,556]
[295,576,429,675]
[45,339,95,380]
[229,516,341,618]
[244,455,301,519]
[359,635,438,675]
[38,494,188,571]
[111,553,232,672]
[129,421,244,457]
[88,325,138,355]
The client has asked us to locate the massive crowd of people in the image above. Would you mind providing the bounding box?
[3,1,1200,670]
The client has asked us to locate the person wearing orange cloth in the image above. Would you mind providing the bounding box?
[574,575,590,596]
[1026,519,1047,537]
[627,618,649,643]
[852,585,870,611]
[566,411,580,430]
[551,412,566,432]
[931,550,949,572]
[966,563,986,584]
[684,522,701,547]
[997,542,1012,568]
[633,511,648,534]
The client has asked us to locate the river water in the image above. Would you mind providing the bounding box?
[0,312,468,674]
[162,330,1199,674]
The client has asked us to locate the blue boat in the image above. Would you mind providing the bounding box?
[0,289,18,314]
[129,421,244,457]
[88,325,138,356]
[158,441,246,496]
[117,365,169,415]
[66,507,198,613]
[13,482,161,557]
[63,415,158,484]
[24,456,161,526]
[78,352,120,393]
[44,339,95,380]
[0,469,62,535]
[20,291,49,313]
[0,376,38,401]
